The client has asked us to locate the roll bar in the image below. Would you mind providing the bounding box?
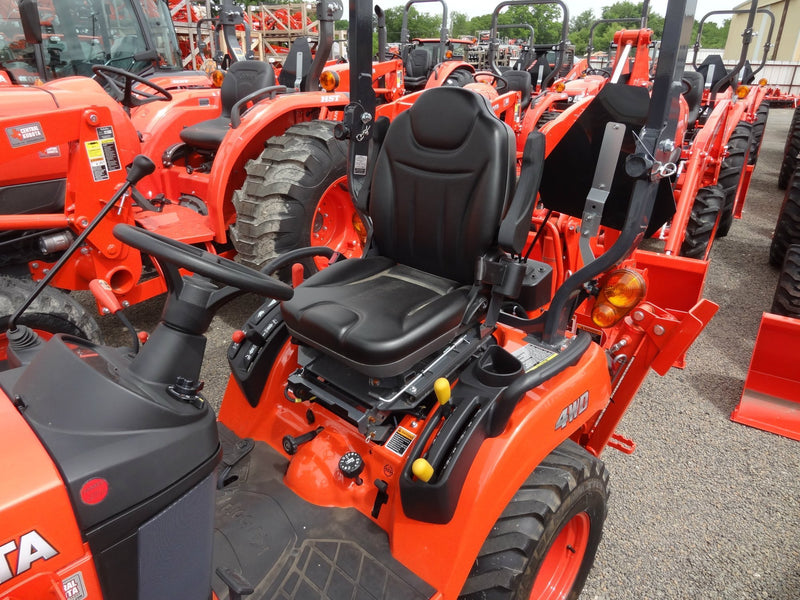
[400,0,448,62]
[691,2,774,92]
[487,0,569,90]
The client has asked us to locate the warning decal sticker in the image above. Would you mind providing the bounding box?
[512,343,557,373]
[85,140,110,181]
[385,426,416,456]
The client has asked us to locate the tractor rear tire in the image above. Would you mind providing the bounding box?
[230,121,351,275]
[778,106,800,190]
[770,245,800,318]
[717,121,753,238]
[768,170,800,267]
[680,185,724,259]
[459,440,609,600]
[748,103,769,166]
[444,68,474,87]
[0,276,102,362]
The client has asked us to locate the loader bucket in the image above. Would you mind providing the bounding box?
[731,312,800,441]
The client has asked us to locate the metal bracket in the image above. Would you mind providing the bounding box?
[579,122,626,265]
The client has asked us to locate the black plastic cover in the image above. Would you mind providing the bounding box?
[4,335,219,531]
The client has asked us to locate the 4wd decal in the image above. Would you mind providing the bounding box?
[6,122,45,147]
[0,530,59,584]
[555,391,589,430]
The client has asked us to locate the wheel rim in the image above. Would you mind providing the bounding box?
[0,329,53,364]
[310,176,365,270]
[530,512,591,600]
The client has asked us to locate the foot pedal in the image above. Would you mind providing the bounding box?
[216,567,253,600]
[217,423,255,488]
[608,432,636,454]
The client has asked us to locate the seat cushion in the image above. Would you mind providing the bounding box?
[281,257,470,376]
[179,116,230,150]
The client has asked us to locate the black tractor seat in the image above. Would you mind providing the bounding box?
[281,86,545,377]
[404,47,433,90]
[179,60,276,150]
[504,69,532,109]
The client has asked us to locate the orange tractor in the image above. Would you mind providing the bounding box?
[0,0,413,351]
[0,0,716,597]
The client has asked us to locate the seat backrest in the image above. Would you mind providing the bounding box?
[740,60,755,85]
[682,70,704,124]
[405,48,432,78]
[369,87,516,284]
[526,55,552,86]
[696,54,728,91]
[503,69,532,109]
[220,60,276,118]
[278,37,313,89]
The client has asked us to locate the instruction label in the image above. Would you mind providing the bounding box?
[512,343,557,373]
[96,126,122,172]
[353,154,368,176]
[385,426,416,456]
[85,140,109,181]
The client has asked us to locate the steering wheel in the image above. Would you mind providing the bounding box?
[113,224,293,300]
[585,67,612,78]
[92,65,172,109]
[473,70,509,93]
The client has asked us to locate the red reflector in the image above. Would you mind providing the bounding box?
[80,478,109,505]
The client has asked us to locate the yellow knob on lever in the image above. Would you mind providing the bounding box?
[434,377,451,405]
[412,458,434,483]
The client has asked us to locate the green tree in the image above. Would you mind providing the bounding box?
[383,5,444,42]
[568,1,665,56]
[451,11,470,38]
[691,19,731,49]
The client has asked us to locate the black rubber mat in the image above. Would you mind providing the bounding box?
[213,424,435,600]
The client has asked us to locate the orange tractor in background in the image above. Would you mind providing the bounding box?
[0,0,410,352]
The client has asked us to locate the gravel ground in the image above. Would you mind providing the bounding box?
[89,106,800,599]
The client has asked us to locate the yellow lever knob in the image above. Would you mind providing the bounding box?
[412,458,434,483]
[434,378,451,405]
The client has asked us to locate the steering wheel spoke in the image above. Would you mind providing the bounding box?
[113,224,293,300]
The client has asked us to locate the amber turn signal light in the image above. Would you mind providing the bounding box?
[210,69,225,88]
[320,70,339,92]
[591,268,646,328]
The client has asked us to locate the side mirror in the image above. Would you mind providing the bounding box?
[19,0,43,44]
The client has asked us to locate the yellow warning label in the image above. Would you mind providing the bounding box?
[85,140,104,160]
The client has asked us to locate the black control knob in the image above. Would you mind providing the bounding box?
[282,426,322,455]
[338,451,364,485]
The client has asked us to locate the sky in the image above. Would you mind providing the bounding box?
[345,0,742,21]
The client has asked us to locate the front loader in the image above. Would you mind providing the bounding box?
[0,0,715,598]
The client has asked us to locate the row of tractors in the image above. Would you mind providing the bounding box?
[0,0,795,597]
[0,0,776,348]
